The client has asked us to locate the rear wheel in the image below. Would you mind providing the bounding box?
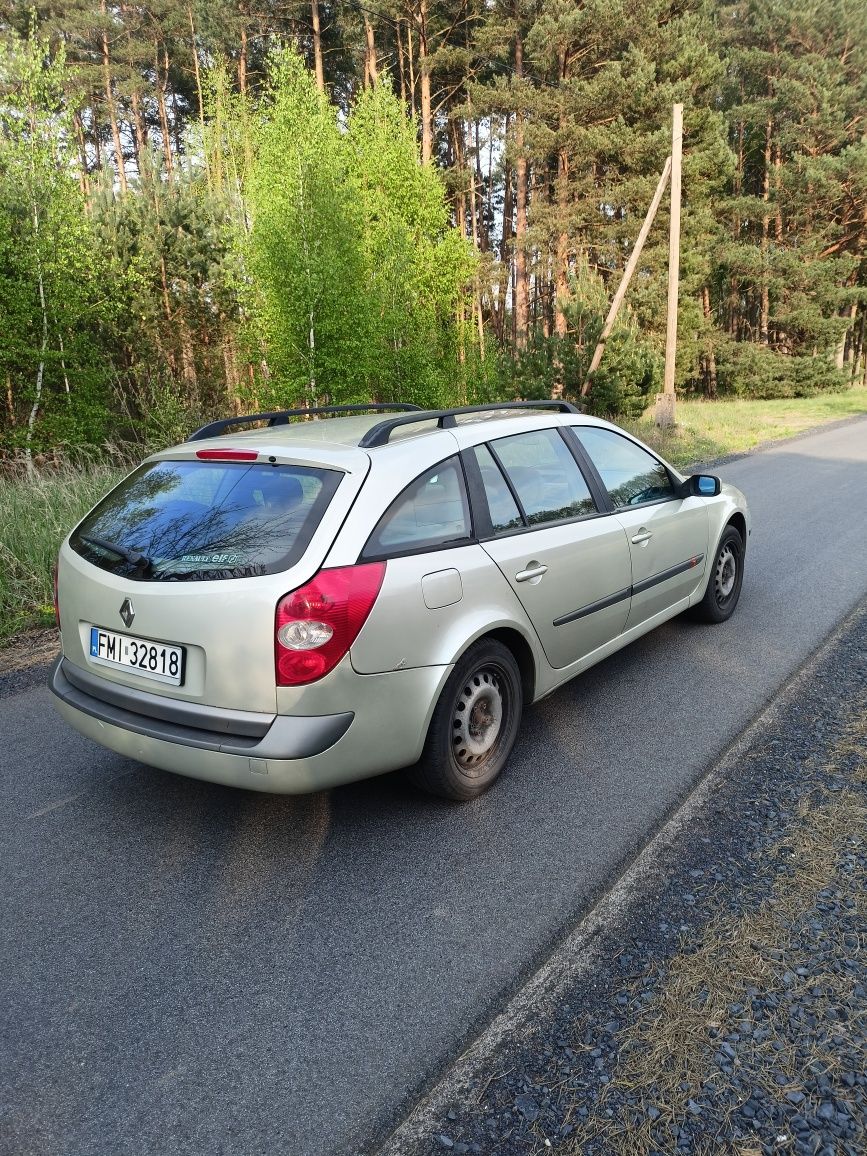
[692,524,744,623]
[408,639,523,801]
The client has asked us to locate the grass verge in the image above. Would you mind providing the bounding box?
[627,387,867,467]
[0,464,127,645]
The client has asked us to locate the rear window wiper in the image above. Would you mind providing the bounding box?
[80,534,152,574]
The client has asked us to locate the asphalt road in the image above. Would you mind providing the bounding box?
[3,418,867,1156]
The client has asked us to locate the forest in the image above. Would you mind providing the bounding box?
[1,0,866,462]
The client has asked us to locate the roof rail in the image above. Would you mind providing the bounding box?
[357,400,581,449]
[188,403,422,443]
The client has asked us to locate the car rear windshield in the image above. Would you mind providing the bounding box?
[69,460,342,581]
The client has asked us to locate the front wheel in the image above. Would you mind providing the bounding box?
[692,525,745,623]
[408,639,523,800]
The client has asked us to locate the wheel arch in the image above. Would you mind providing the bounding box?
[483,627,536,705]
[727,510,747,548]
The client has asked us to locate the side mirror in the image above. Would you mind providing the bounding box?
[681,474,721,498]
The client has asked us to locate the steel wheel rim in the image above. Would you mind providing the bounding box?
[452,666,507,775]
[714,543,737,602]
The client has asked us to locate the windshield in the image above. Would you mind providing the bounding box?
[69,460,342,581]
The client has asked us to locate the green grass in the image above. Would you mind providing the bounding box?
[1,388,866,645]
[626,386,867,467]
[0,464,127,645]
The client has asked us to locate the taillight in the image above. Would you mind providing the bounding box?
[275,563,386,686]
[53,560,60,630]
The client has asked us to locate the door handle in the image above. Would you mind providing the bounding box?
[515,564,548,583]
[631,530,652,545]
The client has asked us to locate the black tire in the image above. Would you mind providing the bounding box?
[408,639,523,801]
[692,524,745,624]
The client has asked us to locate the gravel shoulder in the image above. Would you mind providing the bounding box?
[0,628,58,697]
[386,602,867,1156]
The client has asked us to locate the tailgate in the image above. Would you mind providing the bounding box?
[57,455,368,713]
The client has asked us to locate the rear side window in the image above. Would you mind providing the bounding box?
[70,460,341,580]
[575,428,675,508]
[490,429,596,525]
[362,457,471,559]
[472,445,523,533]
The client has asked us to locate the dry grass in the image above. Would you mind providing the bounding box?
[0,464,127,643]
[555,710,867,1156]
[626,388,867,468]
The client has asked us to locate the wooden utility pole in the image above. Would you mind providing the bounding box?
[581,156,672,396]
[656,103,683,428]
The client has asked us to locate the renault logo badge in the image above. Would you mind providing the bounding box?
[119,598,135,628]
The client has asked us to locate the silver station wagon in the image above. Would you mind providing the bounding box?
[50,402,750,800]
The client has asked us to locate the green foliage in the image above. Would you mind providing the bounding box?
[501,334,585,402]
[587,331,663,419]
[0,30,118,456]
[91,155,242,431]
[245,50,371,406]
[2,2,866,462]
[245,53,475,410]
[345,83,476,407]
[713,341,849,399]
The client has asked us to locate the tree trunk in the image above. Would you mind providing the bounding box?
[364,17,379,87]
[836,301,858,368]
[465,123,486,359]
[729,112,744,337]
[179,318,199,401]
[73,110,90,199]
[554,152,570,341]
[760,118,772,346]
[451,119,466,238]
[496,114,513,346]
[553,50,570,349]
[474,119,487,252]
[417,0,433,164]
[513,27,528,350]
[396,20,407,106]
[156,44,174,177]
[187,5,208,184]
[130,87,147,170]
[406,22,416,121]
[702,285,717,398]
[170,84,183,161]
[311,0,325,94]
[25,204,49,476]
[101,1,127,193]
[239,23,248,95]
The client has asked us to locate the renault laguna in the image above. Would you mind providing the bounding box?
[50,402,749,800]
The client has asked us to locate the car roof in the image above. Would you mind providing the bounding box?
[152,407,661,476]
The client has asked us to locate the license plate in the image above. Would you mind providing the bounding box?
[88,626,185,686]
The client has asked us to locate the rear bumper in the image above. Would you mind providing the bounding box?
[49,656,450,794]
[50,657,353,758]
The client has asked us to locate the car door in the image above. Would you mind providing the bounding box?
[571,426,709,631]
[470,428,633,670]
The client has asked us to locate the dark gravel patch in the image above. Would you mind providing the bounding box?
[0,656,57,699]
[407,604,867,1156]
[0,628,58,699]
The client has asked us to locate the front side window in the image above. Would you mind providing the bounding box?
[70,460,340,580]
[489,428,596,526]
[363,457,471,559]
[576,428,676,508]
